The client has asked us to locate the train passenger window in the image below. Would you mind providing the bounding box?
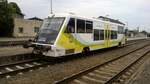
[100,30,104,40]
[111,31,117,39]
[77,19,85,33]
[65,18,75,33]
[86,21,93,33]
[94,29,99,40]
[118,26,124,34]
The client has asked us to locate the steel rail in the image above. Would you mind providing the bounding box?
[54,43,150,84]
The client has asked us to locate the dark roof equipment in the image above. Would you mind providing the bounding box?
[98,16,125,25]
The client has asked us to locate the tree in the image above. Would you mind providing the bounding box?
[0,0,22,37]
[0,0,13,37]
[8,2,22,15]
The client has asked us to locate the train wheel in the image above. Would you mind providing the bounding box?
[82,47,90,56]
[118,42,124,47]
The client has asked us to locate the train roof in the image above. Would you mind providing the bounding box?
[98,16,125,25]
[48,13,125,26]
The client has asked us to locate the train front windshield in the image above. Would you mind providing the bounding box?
[37,17,65,44]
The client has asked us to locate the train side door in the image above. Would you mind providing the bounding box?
[104,23,111,47]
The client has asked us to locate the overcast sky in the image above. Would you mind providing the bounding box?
[8,0,150,32]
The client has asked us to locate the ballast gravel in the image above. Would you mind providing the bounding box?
[0,40,150,84]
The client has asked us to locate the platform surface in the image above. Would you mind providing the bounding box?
[0,37,148,57]
[0,37,148,41]
[0,37,33,42]
[0,46,32,57]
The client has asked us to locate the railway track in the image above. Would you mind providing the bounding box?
[54,43,150,84]
[0,39,149,79]
[0,58,49,78]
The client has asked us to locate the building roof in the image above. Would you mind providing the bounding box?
[17,12,25,16]
[28,17,43,21]
[12,13,25,19]
[98,16,125,25]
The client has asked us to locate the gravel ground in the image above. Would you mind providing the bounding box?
[0,40,150,84]
[128,53,150,84]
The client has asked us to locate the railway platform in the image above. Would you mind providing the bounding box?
[0,46,32,57]
[0,46,34,66]
[0,37,147,42]
[0,37,33,42]
[0,37,33,47]
[0,37,148,57]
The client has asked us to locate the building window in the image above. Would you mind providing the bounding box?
[65,18,75,33]
[77,19,85,33]
[86,21,93,33]
[111,30,117,39]
[34,27,39,33]
[18,27,23,33]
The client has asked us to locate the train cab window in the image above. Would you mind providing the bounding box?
[118,26,124,34]
[77,19,85,33]
[111,31,117,39]
[94,29,99,40]
[100,30,104,40]
[65,18,75,33]
[86,21,93,33]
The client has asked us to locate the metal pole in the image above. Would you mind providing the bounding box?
[125,21,128,36]
[50,0,53,14]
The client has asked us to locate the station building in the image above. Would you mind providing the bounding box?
[127,30,148,38]
[12,14,43,37]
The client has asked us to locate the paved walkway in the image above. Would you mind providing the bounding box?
[127,37,148,41]
[0,37,148,57]
[0,37,33,42]
[0,37,148,42]
[0,46,32,57]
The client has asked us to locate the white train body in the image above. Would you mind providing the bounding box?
[30,13,126,57]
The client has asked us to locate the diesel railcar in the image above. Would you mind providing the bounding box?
[24,13,126,57]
